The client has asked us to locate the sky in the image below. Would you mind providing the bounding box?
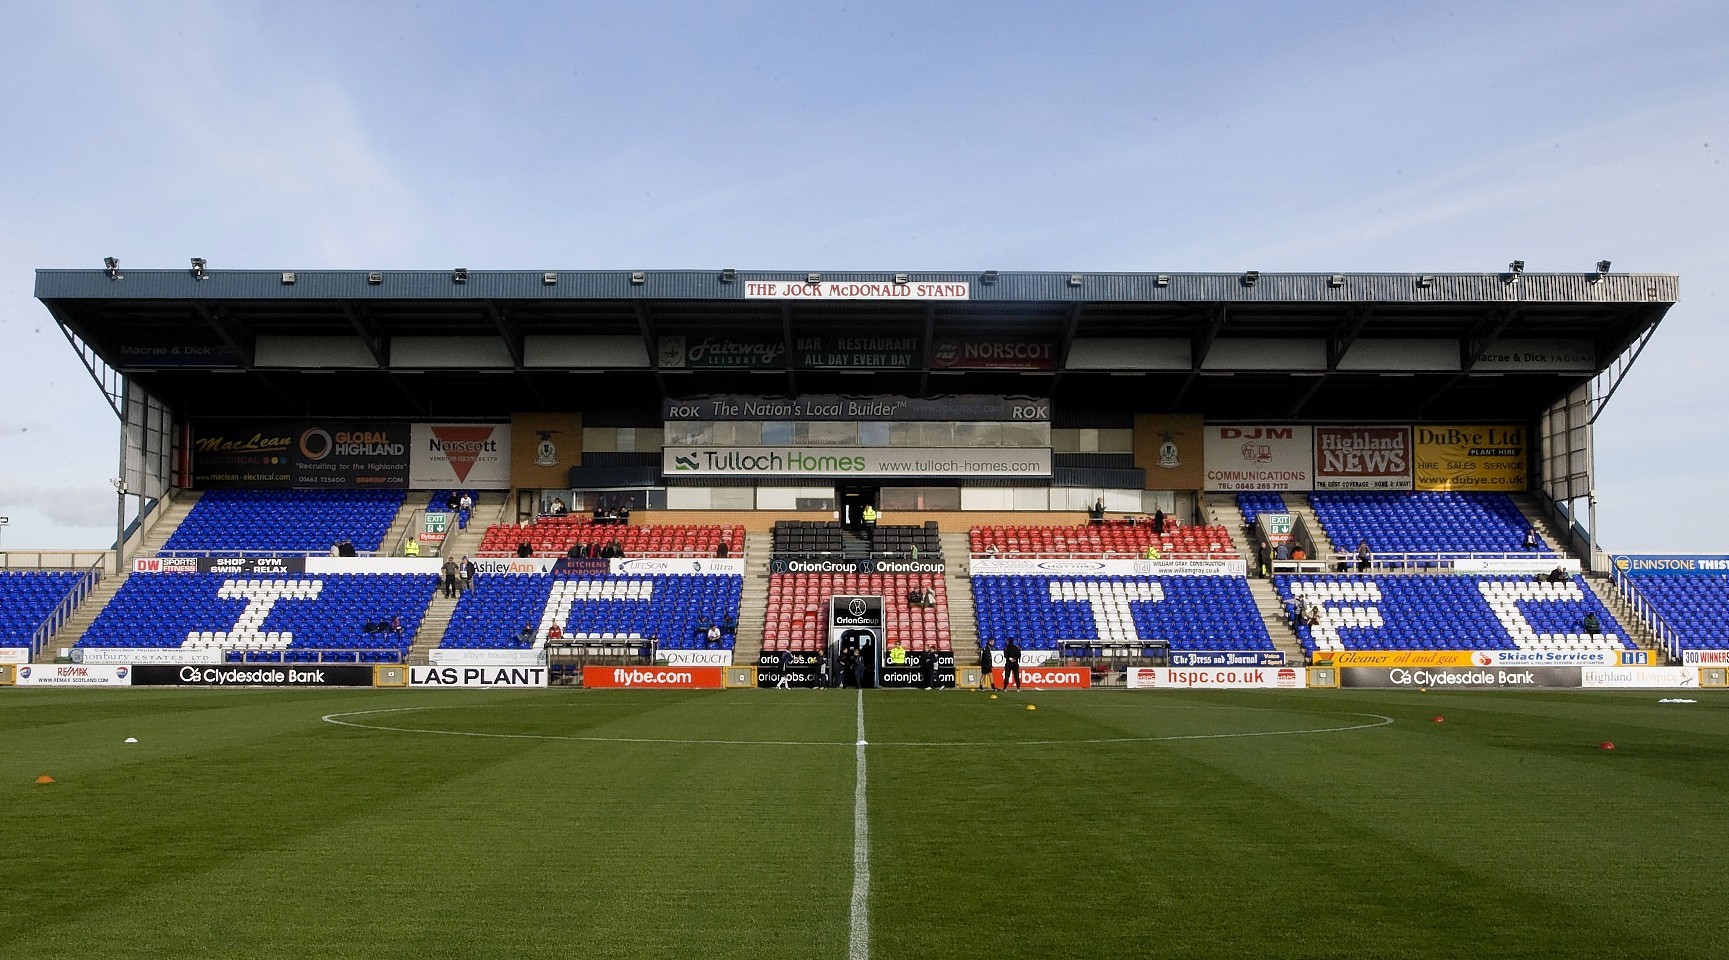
[0,0,1724,553]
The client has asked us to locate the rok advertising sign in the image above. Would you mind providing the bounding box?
[662,395,1049,422]
[191,420,410,489]
[1203,425,1314,492]
[1313,426,1412,490]
[410,423,510,489]
[663,446,1052,479]
[1412,425,1527,492]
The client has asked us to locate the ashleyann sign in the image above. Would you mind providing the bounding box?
[132,665,376,686]
[1203,425,1314,492]
[742,279,969,301]
[410,665,548,688]
[663,446,1052,478]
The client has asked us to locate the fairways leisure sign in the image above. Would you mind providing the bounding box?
[663,446,1052,478]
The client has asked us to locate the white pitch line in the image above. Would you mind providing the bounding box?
[319,705,1396,746]
[850,689,871,960]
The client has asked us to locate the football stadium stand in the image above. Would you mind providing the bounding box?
[764,573,949,652]
[1613,571,1729,655]
[78,572,437,662]
[0,570,94,650]
[476,520,743,558]
[1308,492,1547,557]
[772,520,941,558]
[1235,493,1288,528]
[439,574,744,650]
[968,523,1233,558]
[1275,574,1628,656]
[162,490,405,554]
[971,575,1274,652]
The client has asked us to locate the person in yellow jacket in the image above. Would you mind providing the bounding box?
[404,537,421,557]
[1144,543,1160,560]
[887,641,908,666]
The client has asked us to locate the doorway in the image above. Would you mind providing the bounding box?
[836,484,879,533]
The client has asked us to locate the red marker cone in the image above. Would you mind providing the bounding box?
[1599,741,1615,751]
[1431,716,1445,724]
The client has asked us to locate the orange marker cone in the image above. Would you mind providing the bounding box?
[34,774,55,785]
[1431,716,1445,724]
[1599,741,1616,751]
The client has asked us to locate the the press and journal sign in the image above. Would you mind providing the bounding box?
[664,446,1051,479]
[1169,651,1286,667]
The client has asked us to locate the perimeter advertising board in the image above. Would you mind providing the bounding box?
[0,647,30,664]
[1203,426,1314,491]
[582,666,726,689]
[409,666,548,688]
[1313,427,1412,490]
[72,648,223,665]
[191,420,410,489]
[15,664,132,686]
[1339,666,1580,688]
[1581,667,1698,689]
[1612,555,1729,576]
[931,338,1059,371]
[1412,425,1527,492]
[1126,667,1304,689]
[132,665,376,686]
[991,665,1090,689]
[410,423,510,489]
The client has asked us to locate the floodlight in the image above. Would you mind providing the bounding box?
[367,272,383,284]
[631,271,646,285]
[190,257,208,280]
[893,273,909,285]
[543,272,558,285]
[281,272,297,285]
[1241,270,1259,287]
[1417,275,1435,288]
[720,268,737,283]
[807,273,822,285]
[1329,274,1345,287]
[1509,260,1525,273]
[1068,274,1083,287]
[981,270,998,285]
[1155,274,1170,286]
[103,257,122,280]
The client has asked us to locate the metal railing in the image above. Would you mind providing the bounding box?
[28,561,104,657]
[1611,569,1681,662]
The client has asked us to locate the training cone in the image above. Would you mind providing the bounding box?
[124,737,138,744]
[1599,741,1616,751]
[1431,716,1445,724]
[1026,704,1037,711]
[990,694,998,700]
[35,775,55,785]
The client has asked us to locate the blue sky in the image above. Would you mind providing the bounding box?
[1,0,1724,551]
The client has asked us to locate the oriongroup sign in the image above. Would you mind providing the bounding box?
[1412,425,1527,491]
[1313,427,1412,490]
[1203,425,1314,491]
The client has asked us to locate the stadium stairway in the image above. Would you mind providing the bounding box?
[1582,576,1661,654]
[1202,494,1306,661]
[733,530,772,665]
[409,592,458,664]
[939,531,978,656]
[1283,492,1325,553]
[1510,494,1573,559]
[39,491,204,660]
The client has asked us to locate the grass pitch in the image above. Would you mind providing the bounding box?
[4,687,1727,959]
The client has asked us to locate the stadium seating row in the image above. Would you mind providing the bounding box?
[439,574,743,650]
[968,524,1233,557]
[163,490,405,554]
[0,570,90,648]
[971,575,1275,652]
[765,573,949,652]
[476,520,743,557]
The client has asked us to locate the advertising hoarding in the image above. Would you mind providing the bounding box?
[1412,425,1527,492]
[1313,427,1412,490]
[1203,426,1314,492]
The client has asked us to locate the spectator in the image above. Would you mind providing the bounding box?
[459,492,474,513]
[567,542,585,560]
[446,492,460,512]
[1547,566,1570,584]
[441,558,459,599]
[1002,638,1022,690]
[921,648,939,689]
[390,615,403,636]
[1524,526,1540,551]
[1291,544,1307,562]
[1152,508,1166,535]
[460,555,477,595]
[1583,612,1603,635]
[908,587,924,608]
[716,540,730,559]
[921,586,935,607]
[1145,543,1161,560]
[984,543,999,557]
[1356,539,1371,573]
[547,623,564,641]
[550,497,567,516]
[403,537,420,558]
[517,541,533,558]
[887,641,908,667]
[1090,498,1106,526]
[706,623,722,648]
[517,623,535,645]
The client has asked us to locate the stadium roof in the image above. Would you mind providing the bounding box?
[37,267,1676,425]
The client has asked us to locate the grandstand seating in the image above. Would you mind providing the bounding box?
[772,520,941,558]
[970,575,1274,652]
[476,519,743,557]
[968,523,1233,557]
[1308,492,1547,556]
[1615,573,1729,651]
[1275,574,1628,656]
[162,490,405,554]
[0,570,89,648]
[77,572,437,662]
[439,574,744,650]
[425,490,477,530]
[1236,493,1288,527]
[764,573,949,652]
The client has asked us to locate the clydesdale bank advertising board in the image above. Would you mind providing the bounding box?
[1339,666,1582,689]
[131,665,377,686]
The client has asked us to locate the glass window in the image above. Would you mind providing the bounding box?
[762,421,795,445]
[710,487,754,509]
[858,422,892,446]
[951,422,995,447]
[999,422,1050,448]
